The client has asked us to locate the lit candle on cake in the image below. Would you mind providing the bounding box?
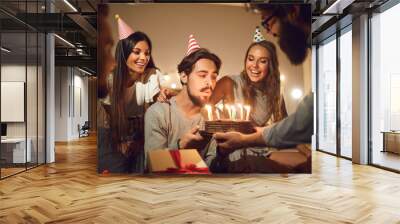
[205,105,213,121]
[216,104,223,120]
[215,108,220,120]
[204,103,256,135]
[230,105,237,120]
[225,104,232,120]
[244,105,251,121]
[237,103,244,120]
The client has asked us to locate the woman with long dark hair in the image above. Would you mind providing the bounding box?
[98,31,160,173]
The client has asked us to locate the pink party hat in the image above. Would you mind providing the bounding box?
[115,14,134,40]
[186,34,201,56]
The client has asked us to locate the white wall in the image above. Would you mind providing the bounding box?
[1,65,26,139]
[1,64,45,164]
[55,67,69,141]
[108,3,309,114]
[54,67,89,141]
[1,65,42,137]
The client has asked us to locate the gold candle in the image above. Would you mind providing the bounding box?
[230,105,237,120]
[216,104,224,120]
[244,105,251,121]
[225,104,232,120]
[205,105,213,121]
[215,109,220,120]
[237,103,244,120]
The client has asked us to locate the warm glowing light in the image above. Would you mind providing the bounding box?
[215,109,220,120]
[205,105,213,121]
[216,104,223,120]
[244,105,251,121]
[237,103,244,120]
[280,74,285,95]
[230,105,237,120]
[216,104,224,111]
[225,104,232,120]
[291,88,303,100]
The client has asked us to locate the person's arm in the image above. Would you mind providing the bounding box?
[279,94,288,119]
[262,93,313,148]
[209,76,235,105]
[144,105,168,156]
[203,138,227,173]
[136,73,161,106]
[214,93,313,150]
[214,129,266,151]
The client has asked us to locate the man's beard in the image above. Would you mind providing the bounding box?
[279,21,309,65]
[187,86,211,107]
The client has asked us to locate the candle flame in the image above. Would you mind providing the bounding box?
[237,103,244,120]
[230,105,236,120]
[216,103,224,111]
[225,104,232,120]
[205,104,213,121]
[244,105,251,121]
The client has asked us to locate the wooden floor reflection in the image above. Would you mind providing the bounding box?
[0,134,399,223]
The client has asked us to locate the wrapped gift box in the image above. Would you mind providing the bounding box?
[148,149,210,174]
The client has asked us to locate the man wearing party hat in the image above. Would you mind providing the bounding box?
[144,34,222,171]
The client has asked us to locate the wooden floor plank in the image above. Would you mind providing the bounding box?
[0,134,400,223]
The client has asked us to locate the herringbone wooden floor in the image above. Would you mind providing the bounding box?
[1,135,400,224]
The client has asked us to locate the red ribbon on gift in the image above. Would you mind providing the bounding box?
[163,150,210,174]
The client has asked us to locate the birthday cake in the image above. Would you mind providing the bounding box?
[204,120,255,134]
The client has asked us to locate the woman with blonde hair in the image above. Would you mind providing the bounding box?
[209,33,288,173]
[211,38,287,127]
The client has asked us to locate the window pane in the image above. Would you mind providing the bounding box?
[1,30,28,177]
[371,3,400,171]
[340,29,352,158]
[318,37,337,154]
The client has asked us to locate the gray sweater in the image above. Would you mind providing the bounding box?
[230,74,270,126]
[144,97,217,169]
[262,92,313,148]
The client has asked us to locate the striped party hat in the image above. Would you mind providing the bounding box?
[115,14,134,40]
[186,34,201,56]
[253,26,265,42]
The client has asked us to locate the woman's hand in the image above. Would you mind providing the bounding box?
[157,88,174,103]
